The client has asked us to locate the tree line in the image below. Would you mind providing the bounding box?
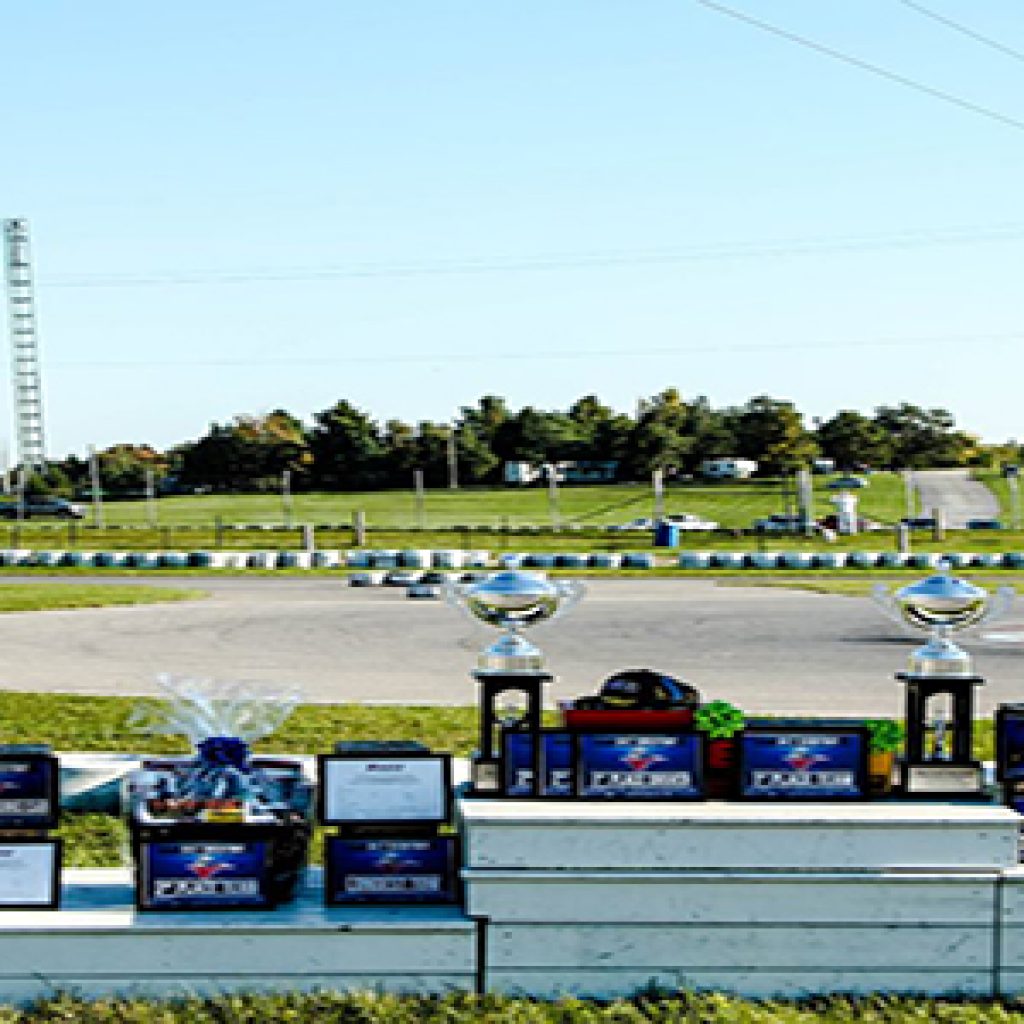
[22,391,1018,497]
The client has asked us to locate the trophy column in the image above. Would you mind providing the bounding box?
[898,672,984,797]
[472,670,551,796]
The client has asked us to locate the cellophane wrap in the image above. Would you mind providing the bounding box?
[131,674,304,819]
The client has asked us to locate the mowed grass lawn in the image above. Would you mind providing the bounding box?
[0,584,204,612]
[86,473,913,529]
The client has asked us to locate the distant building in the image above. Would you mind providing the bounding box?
[699,458,758,480]
[503,460,619,485]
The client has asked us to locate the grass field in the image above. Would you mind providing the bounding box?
[2,471,1022,553]
[73,474,915,530]
[0,584,204,612]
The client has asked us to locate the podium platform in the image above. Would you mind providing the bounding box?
[0,801,1021,1004]
[0,868,476,1003]
[460,799,1021,999]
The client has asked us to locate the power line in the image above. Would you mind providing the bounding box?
[695,0,1024,133]
[46,330,1024,370]
[36,222,1024,289]
[897,0,1024,65]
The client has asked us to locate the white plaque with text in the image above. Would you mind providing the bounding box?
[0,842,58,907]
[320,756,448,824]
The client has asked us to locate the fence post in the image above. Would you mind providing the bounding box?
[302,524,315,553]
[897,522,911,554]
[353,510,366,547]
[214,516,225,549]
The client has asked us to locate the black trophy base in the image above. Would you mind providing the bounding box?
[900,759,985,799]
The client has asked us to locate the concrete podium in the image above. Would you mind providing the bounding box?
[0,801,1020,1003]
[460,799,1021,999]
[0,868,475,1003]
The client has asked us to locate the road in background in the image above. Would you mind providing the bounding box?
[914,469,999,529]
[0,576,1019,715]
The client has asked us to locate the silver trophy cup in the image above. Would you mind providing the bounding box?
[447,570,585,674]
[873,565,1012,677]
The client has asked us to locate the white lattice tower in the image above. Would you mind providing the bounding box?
[2,218,46,470]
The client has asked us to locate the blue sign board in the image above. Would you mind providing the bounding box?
[997,706,1024,781]
[577,733,703,799]
[325,836,458,905]
[0,755,57,829]
[740,728,868,799]
[502,730,574,797]
[140,840,271,910]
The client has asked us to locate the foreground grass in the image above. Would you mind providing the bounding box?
[5,991,1024,1023]
[0,584,205,613]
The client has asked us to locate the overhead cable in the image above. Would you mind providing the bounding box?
[695,0,1024,133]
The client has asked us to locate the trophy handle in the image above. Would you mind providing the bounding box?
[552,579,586,621]
[871,583,907,628]
[978,586,1015,628]
[442,577,475,621]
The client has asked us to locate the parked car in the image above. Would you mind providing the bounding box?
[752,514,805,533]
[0,497,85,519]
[966,518,1004,530]
[827,476,868,490]
[900,516,937,530]
[610,517,656,532]
[662,514,719,531]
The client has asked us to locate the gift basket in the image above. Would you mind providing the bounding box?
[126,675,313,911]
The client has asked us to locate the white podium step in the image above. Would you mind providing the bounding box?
[0,869,476,1003]
[460,799,1019,999]
[460,800,1020,871]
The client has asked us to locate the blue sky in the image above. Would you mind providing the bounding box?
[3,0,1023,456]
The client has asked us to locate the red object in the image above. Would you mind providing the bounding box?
[563,708,694,732]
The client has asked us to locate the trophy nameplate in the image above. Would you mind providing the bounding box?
[902,761,983,796]
[471,758,501,794]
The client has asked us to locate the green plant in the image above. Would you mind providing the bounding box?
[866,718,905,753]
[695,700,745,739]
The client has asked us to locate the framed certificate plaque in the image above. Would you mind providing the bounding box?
[317,750,452,827]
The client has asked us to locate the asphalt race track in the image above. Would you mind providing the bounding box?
[0,575,1021,715]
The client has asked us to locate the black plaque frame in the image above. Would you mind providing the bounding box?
[996,704,1024,782]
[500,727,575,798]
[316,751,453,827]
[574,731,705,802]
[738,724,870,801]
[0,752,59,831]
[0,837,61,910]
[134,825,280,912]
[324,834,461,907]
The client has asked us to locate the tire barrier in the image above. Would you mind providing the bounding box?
[847,552,881,568]
[0,547,1022,573]
[780,552,814,569]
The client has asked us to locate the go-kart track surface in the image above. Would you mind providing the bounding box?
[0,576,1019,716]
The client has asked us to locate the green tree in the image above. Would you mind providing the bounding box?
[816,410,892,470]
[730,396,818,475]
[873,404,971,468]
[179,410,308,491]
[625,388,695,477]
[308,400,384,490]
